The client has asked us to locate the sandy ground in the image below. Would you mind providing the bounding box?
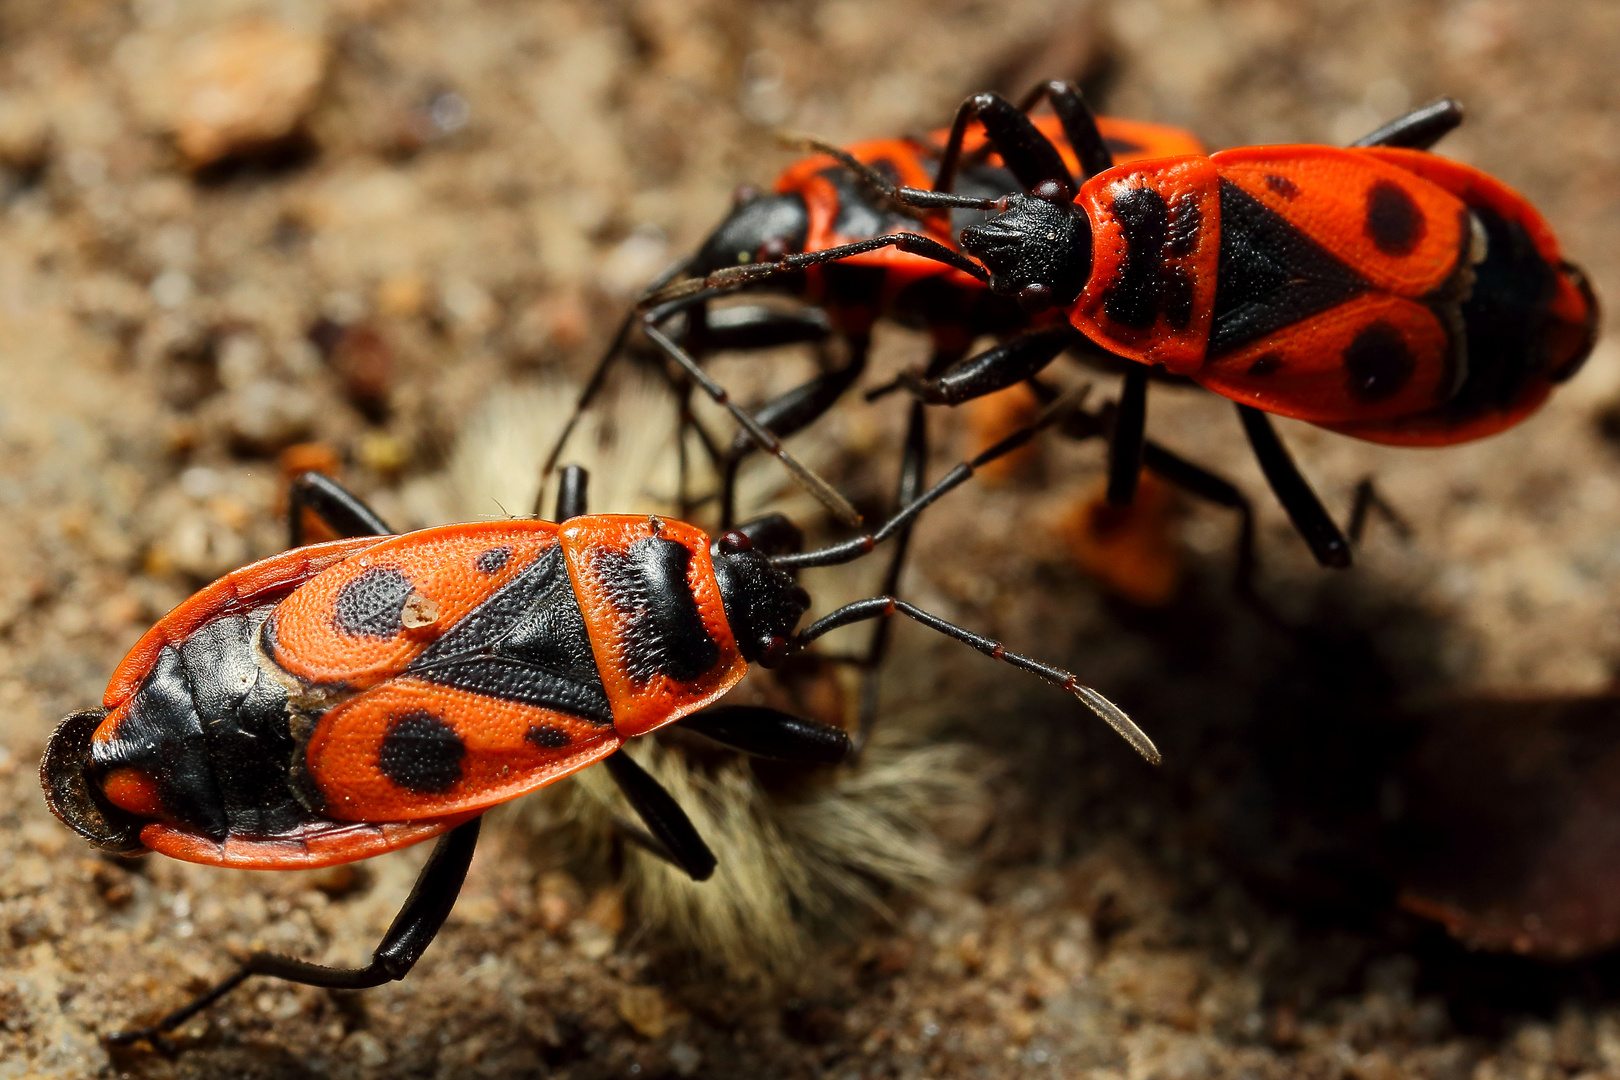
[3,0,1620,1076]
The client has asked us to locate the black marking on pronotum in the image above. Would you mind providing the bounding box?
[524,724,572,750]
[333,566,415,638]
[1343,322,1417,402]
[592,538,720,683]
[408,545,612,723]
[475,546,512,574]
[1210,180,1369,356]
[1160,265,1195,330]
[377,710,466,794]
[1166,193,1202,257]
[1103,185,1170,329]
[1365,179,1425,256]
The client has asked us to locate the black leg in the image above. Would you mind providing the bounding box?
[1344,476,1412,546]
[674,302,843,498]
[536,257,697,514]
[964,80,1114,180]
[1351,99,1464,150]
[696,303,835,351]
[639,304,863,526]
[852,395,933,754]
[1236,405,1351,568]
[1107,367,1149,506]
[932,91,1076,196]
[603,750,716,882]
[288,471,394,544]
[1052,393,1260,596]
[555,464,589,521]
[792,596,1157,764]
[772,386,1090,571]
[726,512,804,556]
[107,818,482,1049]
[1139,440,1258,597]
[679,705,850,764]
[898,326,1081,406]
[719,336,870,528]
[1022,80,1114,179]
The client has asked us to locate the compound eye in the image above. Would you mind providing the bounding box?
[755,236,790,262]
[1018,283,1054,313]
[761,635,792,668]
[718,530,753,555]
[1032,179,1073,204]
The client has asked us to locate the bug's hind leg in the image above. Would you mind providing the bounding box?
[1351,99,1464,150]
[603,749,717,882]
[1106,367,1150,507]
[555,464,589,521]
[1344,476,1413,547]
[932,90,1076,195]
[287,471,395,544]
[106,819,482,1051]
[680,705,851,764]
[1236,405,1351,568]
[718,335,870,529]
[848,393,935,757]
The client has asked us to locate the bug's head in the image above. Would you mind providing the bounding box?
[690,187,811,277]
[710,520,811,667]
[41,708,149,855]
[959,180,1093,313]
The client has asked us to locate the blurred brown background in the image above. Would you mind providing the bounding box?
[2,0,1620,1076]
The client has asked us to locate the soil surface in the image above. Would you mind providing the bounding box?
[3,0,1620,1077]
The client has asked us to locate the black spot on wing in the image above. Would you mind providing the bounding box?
[408,545,612,723]
[1343,322,1416,402]
[1365,180,1425,256]
[333,566,414,638]
[593,538,720,683]
[378,710,465,794]
[1247,354,1282,377]
[1265,173,1300,199]
[525,724,572,749]
[475,546,512,574]
[1210,180,1369,356]
[1101,186,1207,332]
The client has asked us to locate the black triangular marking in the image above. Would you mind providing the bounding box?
[407,545,613,724]
[1210,180,1371,356]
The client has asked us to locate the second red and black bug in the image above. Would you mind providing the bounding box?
[661,92,1598,570]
